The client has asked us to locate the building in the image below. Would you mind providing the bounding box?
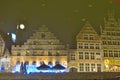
[75,21,103,72]
[101,11,120,72]
[11,25,68,73]
[0,10,120,73]
[0,34,4,55]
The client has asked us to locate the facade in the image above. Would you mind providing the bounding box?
[101,11,120,72]
[75,21,103,72]
[0,35,4,55]
[11,25,68,73]
[68,49,77,72]
[0,11,120,73]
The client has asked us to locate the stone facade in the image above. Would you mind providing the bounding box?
[0,10,120,73]
[11,25,68,72]
[101,11,120,72]
[75,21,103,72]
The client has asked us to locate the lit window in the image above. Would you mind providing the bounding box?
[79,52,83,59]
[96,44,100,49]
[90,52,95,60]
[78,43,83,49]
[114,50,118,57]
[84,43,88,49]
[85,52,89,59]
[85,63,90,72]
[90,44,94,49]
[91,64,95,72]
[104,50,108,57]
[89,35,94,40]
[103,41,107,45]
[109,50,113,57]
[70,54,75,60]
[97,64,101,72]
[79,63,84,72]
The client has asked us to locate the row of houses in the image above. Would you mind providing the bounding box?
[0,11,120,73]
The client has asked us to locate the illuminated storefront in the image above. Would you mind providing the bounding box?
[104,59,120,72]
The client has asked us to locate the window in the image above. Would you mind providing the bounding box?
[85,52,89,59]
[108,41,112,45]
[114,51,118,57]
[96,53,101,60]
[79,52,83,59]
[90,35,94,40]
[85,63,90,72]
[71,54,75,60]
[97,64,101,72]
[96,53,100,55]
[103,41,107,45]
[48,51,52,56]
[79,63,84,72]
[90,44,94,49]
[91,64,95,72]
[84,34,88,40]
[96,44,100,49]
[104,50,108,57]
[119,51,120,57]
[84,43,88,49]
[78,43,83,49]
[90,52,95,60]
[114,53,118,57]
[109,50,113,57]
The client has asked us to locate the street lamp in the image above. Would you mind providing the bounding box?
[20,24,25,30]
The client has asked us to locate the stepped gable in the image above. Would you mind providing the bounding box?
[23,25,65,50]
[76,21,99,41]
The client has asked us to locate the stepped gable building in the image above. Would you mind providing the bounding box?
[101,11,120,72]
[74,21,103,72]
[11,25,67,69]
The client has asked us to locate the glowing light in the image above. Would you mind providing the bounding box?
[105,65,109,68]
[7,32,10,35]
[12,64,21,73]
[20,24,25,29]
[12,64,67,74]
[11,33,16,42]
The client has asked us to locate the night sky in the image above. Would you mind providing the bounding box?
[0,0,120,48]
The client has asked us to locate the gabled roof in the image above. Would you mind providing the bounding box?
[76,21,99,40]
